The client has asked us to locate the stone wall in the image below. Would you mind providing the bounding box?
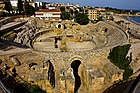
[0,46,124,93]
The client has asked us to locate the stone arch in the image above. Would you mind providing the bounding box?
[101,27,108,33]
[69,56,83,63]
[68,56,88,93]
[71,60,81,93]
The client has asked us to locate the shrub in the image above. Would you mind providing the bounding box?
[74,12,89,25]
[108,44,133,79]
[123,67,133,80]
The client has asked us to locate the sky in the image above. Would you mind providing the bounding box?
[41,0,140,10]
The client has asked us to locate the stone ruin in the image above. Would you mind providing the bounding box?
[31,20,111,52]
[0,49,124,93]
[0,18,129,93]
[14,18,39,47]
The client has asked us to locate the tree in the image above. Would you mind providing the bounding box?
[17,0,23,14]
[60,6,65,12]
[108,44,131,69]
[24,1,35,16]
[108,44,133,79]
[79,8,84,12]
[74,10,78,15]
[74,12,89,25]
[24,1,29,15]
[0,11,8,17]
[69,9,74,16]
[28,5,35,16]
[4,0,12,14]
[42,2,46,9]
[60,11,70,20]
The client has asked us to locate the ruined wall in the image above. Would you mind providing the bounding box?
[0,47,124,93]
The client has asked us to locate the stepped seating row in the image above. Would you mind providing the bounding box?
[0,17,13,27]
[106,29,125,47]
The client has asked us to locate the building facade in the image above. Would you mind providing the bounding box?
[84,8,99,20]
[35,8,61,21]
[10,0,40,8]
[136,12,140,16]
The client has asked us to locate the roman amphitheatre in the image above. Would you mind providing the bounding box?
[0,17,139,93]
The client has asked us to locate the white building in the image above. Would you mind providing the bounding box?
[35,9,61,21]
[10,0,41,8]
[10,0,18,7]
[34,1,42,8]
[136,12,140,16]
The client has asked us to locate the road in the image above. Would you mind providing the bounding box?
[0,80,11,93]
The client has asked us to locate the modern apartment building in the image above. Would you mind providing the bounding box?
[84,8,99,20]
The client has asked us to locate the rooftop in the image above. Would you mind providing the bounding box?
[36,9,61,12]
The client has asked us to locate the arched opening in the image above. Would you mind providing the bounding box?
[101,27,108,33]
[71,60,81,93]
[58,24,61,28]
[46,60,55,88]
[104,28,108,32]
